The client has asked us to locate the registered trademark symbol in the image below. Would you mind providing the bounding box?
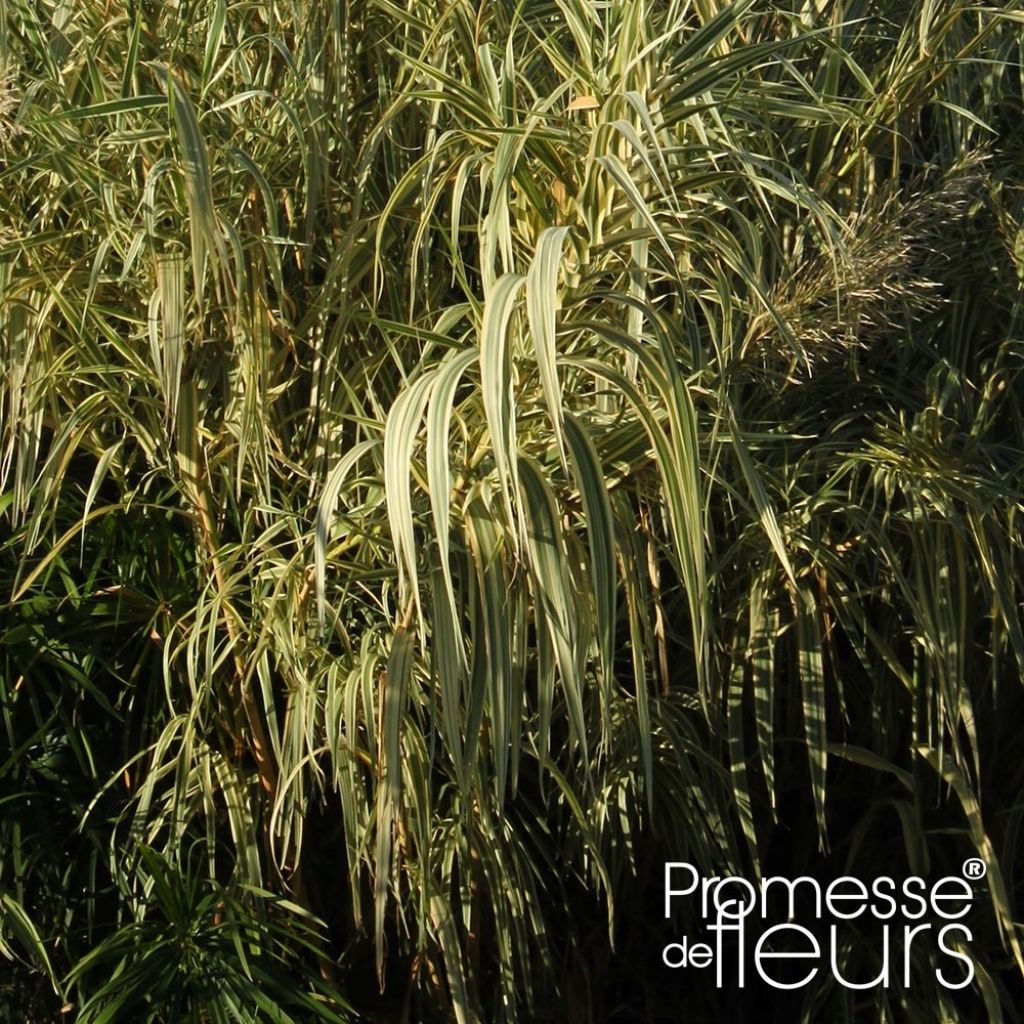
[963,858,987,880]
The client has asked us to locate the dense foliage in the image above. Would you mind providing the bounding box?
[2,1,1024,1020]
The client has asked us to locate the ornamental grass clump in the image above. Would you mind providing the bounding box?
[2,2,1023,1021]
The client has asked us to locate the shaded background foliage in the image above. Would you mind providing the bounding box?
[2,0,1024,1020]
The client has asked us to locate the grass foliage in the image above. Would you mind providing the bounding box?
[2,0,1024,1020]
